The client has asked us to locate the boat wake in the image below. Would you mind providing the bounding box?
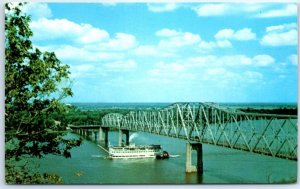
[169,155,180,158]
[91,155,107,158]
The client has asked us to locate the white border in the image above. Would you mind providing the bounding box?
[0,0,299,189]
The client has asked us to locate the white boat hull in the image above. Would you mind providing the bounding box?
[108,144,162,159]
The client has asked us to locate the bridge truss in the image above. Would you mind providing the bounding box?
[102,103,297,160]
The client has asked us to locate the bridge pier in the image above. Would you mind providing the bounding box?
[99,127,103,142]
[99,127,109,145]
[186,142,203,174]
[90,130,94,140]
[118,129,129,146]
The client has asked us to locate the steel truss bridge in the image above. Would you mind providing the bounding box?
[100,103,297,161]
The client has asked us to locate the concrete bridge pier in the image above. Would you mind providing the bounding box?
[99,127,109,145]
[90,130,94,140]
[186,142,203,174]
[118,129,130,146]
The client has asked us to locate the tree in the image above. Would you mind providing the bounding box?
[5,3,81,183]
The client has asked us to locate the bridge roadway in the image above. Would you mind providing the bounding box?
[69,102,297,172]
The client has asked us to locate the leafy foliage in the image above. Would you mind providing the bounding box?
[5,158,64,184]
[239,107,297,115]
[5,3,81,183]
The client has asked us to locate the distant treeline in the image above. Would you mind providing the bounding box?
[53,105,297,127]
[239,107,297,115]
[60,107,132,125]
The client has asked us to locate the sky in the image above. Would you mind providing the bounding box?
[20,2,298,103]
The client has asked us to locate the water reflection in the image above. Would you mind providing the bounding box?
[185,173,203,184]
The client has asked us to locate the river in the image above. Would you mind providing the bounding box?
[36,131,296,184]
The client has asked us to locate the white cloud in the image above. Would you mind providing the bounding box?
[261,30,297,46]
[78,27,110,44]
[260,23,297,46]
[242,4,265,13]
[137,28,232,57]
[253,55,275,67]
[134,28,202,57]
[215,29,234,39]
[30,18,109,44]
[146,53,272,87]
[198,39,232,50]
[216,40,232,48]
[70,60,137,78]
[103,60,137,71]
[70,64,97,78]
[266,23,297,32]
[234,28,257,40]
[156,28,180,37]
[156,61,185,72]
[192,3,297,18]
[104,33,137,51]
[186,56,215,67]
[147,3,178,12]
[289,54,298,66]
[75,64,95,72]
[146,54,274,85]
[193,4,229,16]
[221,55,253,66]
[244,71,263,79]
[134,45,158,56]
[203,67,263,84]
[30,18,137,51]
[255,4,297,18]
[23,3,52,19]
[192,3,265,17]
[148,61,195,84]
[206,68,227,75]
[133,45,175,57]
[156,28,201,49]
[198,41,216,50]
[186,54,275,68]
[244,71,263,83]
[215,28,256,41]
[38,45,125,62]
[148,62,186,79]
[148,62,186,77]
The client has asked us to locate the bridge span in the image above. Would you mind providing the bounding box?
[69,102,297,173]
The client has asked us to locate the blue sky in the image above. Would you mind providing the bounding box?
[22,2,298,103]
